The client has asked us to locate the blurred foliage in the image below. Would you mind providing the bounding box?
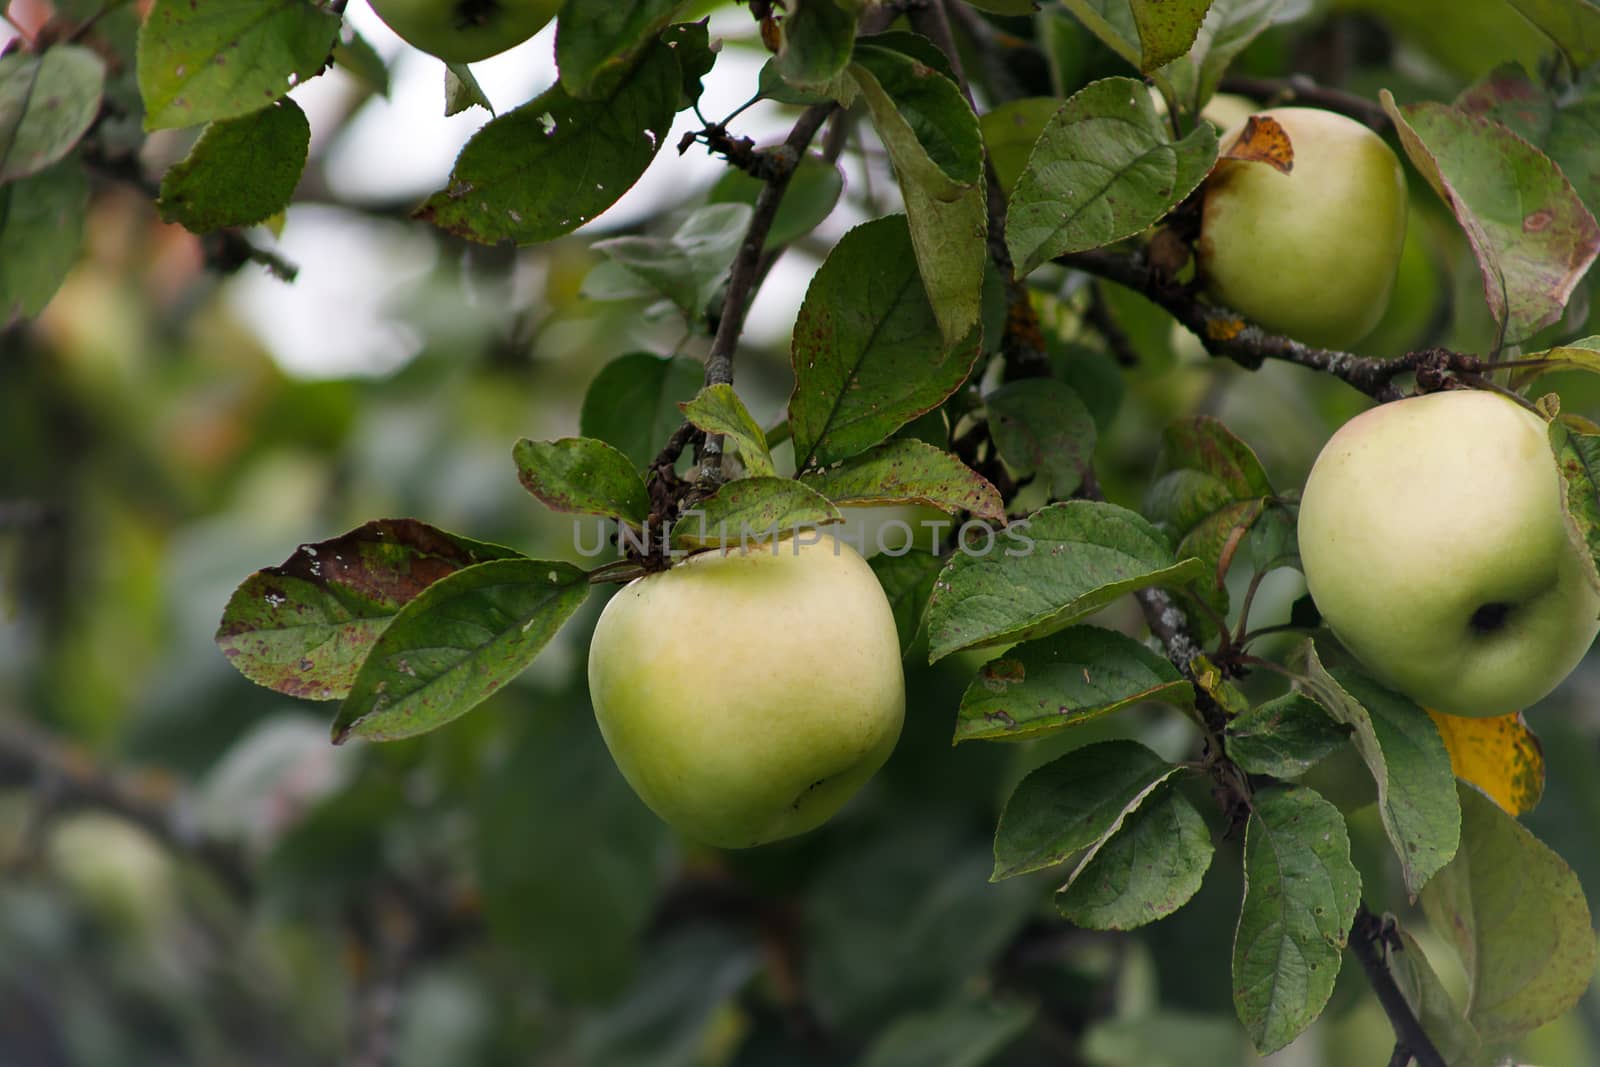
[5,1,1600,1065]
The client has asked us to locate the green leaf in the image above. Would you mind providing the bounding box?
[926,500,1205,661]
[331,29,389,98]
[1225,692,1348,778]
[156,99,309,233]
[137,0,341,130]
[1507,0,1600,71]
[1232,786,1361,1056]
[992,740,1180,879]
[444,62,493,117]
[1458,64,1600,219]
[1130,0,1212,69]
[789,215,982,469]
[985,379,1099,498]
[0,45,104,182]
[870,549,944,654]
[980,97,1059,196]
[1056,782,1213,929]
[0,155,87,324]
[707,152,843,250]
[1157,414,1275,500]
[775,0,859,90]
[416,41,678,245]
[1006,76,1217,275]
[580,352,704,471]
[1388,926,1485,1067]
[1293,645,1461,895]
[849,45,988,346]
[215,520,525,702]
[1548,419,1600,596]
[1060,0,1145,70]
[799,439,1004,521]
[679,383,776,477]
[1420,781,1599,1047]
[858,999,1036,1067]
[332,559,589,743]
[1081,1013,1247,1067]
[958,0,1040,13]
[671,477,841,549]
[1163,0,1284,113]
[956,626,1192,743]
[1381,90,1600,344]
[592,203,753,320]
[661,20,716,110]
[557,0,686,99]
[513,437,652,524]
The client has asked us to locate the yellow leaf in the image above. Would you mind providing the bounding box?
[1425,709,1545,815]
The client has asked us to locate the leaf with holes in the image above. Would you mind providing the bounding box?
[333,560,589,743]
[216,520,525,702]
[956,626,1191,743]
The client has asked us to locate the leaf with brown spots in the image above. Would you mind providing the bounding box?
[1220,114,1293,174]
[799,439,1004,521]
[215,520,524,701]
[1425,709,1545,816]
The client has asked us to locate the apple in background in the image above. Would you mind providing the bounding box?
[368,0,559,64]
[1297,389,1600,718]
[1196,107,1408,350]
[587,534,905,848]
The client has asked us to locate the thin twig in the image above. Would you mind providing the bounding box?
[1219,74,1393,133]
[1350,907,1449,1067]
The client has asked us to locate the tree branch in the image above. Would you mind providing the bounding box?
[1350,907,1449,1067]
[1058,247,1484,401]
[1219,74,1393,133]
[694,102,837,473]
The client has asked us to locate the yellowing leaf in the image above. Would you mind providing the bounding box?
[1425,709,1545,816]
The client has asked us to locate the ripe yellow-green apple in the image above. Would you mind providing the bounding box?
[1197,107,1408,349]
[1297,390,1600,718]
[368,0,558,64]
[587,534,904,848]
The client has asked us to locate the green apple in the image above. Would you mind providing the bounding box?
[587,534,905,848]
[1298,389,1600,717]
[368,0,559,64]
[1197,107,1408,349]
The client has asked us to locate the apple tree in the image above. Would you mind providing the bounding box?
[7,0,1600,1064]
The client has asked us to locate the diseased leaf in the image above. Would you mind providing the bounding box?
[1226,692,1348,778]
[1006,76,1217,274]
[1232,786,1361,1055]
[137,0,341,130]
[1548,420,1600,596]
[333,560,589,743]
[789,216,982,468]
[513,437,651,525]
[956,626,1192,743]
[985,379,1098,499]
[680,384,777,477]
[1293,645,1461,895]
[216,520,524,702]
[416,42,678,245]
[157,99,309,232]
[869,549,944,654]
[1129,0,1213,70]
[1425,710,1545,816]
[800,439,1004,521]
[1157,415,1275,499]
[992,740,1179,880]
[580,352,704,471]
[1057,782,1213,929]
[926,500,1205,661]
[1381,91,1600,344]
[0,46,104,182]
[1421,782,1599,1047]
[557,0,686,99]
[671,478,840,549]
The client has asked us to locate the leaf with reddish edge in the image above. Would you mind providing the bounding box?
[1381,91,1600,344]
[215,520,524,701]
